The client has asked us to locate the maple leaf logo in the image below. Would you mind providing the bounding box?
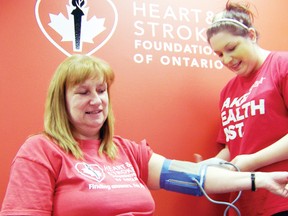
[35,0,118,56]
[48,0,106,52]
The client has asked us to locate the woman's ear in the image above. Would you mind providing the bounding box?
[248,28,257,42]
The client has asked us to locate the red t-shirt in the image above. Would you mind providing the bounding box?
[217,52,288,215]
[0,134,155,216]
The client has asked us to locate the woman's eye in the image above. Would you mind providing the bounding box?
[78,91,88,95]
[227,46,236,52]
[98,88,106,94]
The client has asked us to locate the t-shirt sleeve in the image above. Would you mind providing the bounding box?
[0,136,58,216]
[278,54,288,108]
[114,136,153,184]
[136,139,153,183]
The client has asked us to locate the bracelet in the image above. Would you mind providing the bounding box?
[251,172,256,192]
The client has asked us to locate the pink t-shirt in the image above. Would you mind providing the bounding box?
[217,52,288,215]
[0,134,155,216]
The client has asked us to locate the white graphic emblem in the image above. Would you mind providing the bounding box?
[35,0,118,56]
[75,162,105,182]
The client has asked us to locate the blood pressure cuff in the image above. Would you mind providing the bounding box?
[160,159,207,196]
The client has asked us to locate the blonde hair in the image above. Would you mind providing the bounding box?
[44,55,117,159]
[206,0,258,43]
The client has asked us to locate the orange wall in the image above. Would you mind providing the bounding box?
[1,0,288,215]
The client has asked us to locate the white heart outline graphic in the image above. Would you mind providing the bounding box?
[75,162,105,182]
[35,0,118,56]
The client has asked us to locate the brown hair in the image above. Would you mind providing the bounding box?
[44,55,117,160]
[206,0,258,43]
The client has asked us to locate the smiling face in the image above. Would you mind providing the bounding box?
[209,30,261,77]
[65,77,109,140]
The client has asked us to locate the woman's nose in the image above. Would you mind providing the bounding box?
[221,53,232,65]
[90,92,101,104]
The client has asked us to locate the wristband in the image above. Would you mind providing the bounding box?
[251,172,256,191]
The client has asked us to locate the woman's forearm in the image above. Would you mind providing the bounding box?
[252,134,288,169]
[205,166,251,193]
[204,166,288,197]
[215,145,230,161]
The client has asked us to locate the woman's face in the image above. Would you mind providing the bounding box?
[65,77,109,140]
[209,31,260,76]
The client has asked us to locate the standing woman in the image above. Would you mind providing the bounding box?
[206,0,288,215]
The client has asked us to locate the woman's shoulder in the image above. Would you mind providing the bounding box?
[113,135,139,150]
[18,133,65,159]
[14,134,65,175]
[113,135,149,147]
[270,51,288,57]
[269,51,288,63]
[23,133,57,149]
[113,135,152,155]
[266,51,288,77]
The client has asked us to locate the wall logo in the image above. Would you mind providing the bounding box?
[35,0,118,56]
[75,162,105,182]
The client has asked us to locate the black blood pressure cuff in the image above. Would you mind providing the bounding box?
[159,159,207,196]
